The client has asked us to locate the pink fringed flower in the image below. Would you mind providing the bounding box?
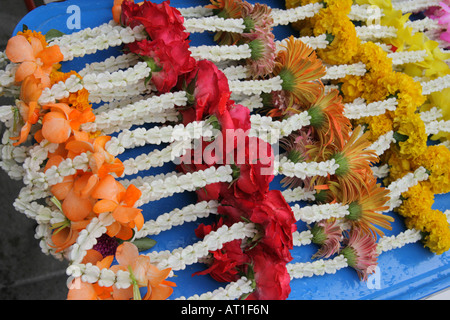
[240,2,277,78]
[279,128,316,189]
[437,2,450,44]
[340,227,378,281]
[311,219,343,259]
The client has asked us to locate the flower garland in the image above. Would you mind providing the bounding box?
[1,0,450,300]
[287,0,450,254]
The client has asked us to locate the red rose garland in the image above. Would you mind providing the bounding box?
[118,0,297,299]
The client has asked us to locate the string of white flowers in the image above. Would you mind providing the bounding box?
[0,63,17,91]
[230,93,264,112]
[135,200,220,238]
[104,121,213,156]
[249,111,311,144]
[376,228,422,254]
[270,2,323,26]
[405,17,444,33]
[146,222,258,272]
[50,23,146,62]
[276,156,339,180]
[292,230,314,247]
[80,90,187,133]
[275,34,329,51]
[389,50,428,65]
[175,277,254,300]
[391,0,443,14]
[78,53,140,77]
[348,4,384,21]
[135,165,233,205]
[291,202,350,224]
[189,44,252,62]
[228,76,283,95]
[68,214,115,264]
[66,261,132,290]
[425,120,450,136]
[372,164,390,179]
[344,97,398,119]
[366,131,395,156]
[322,62,367,80]
[421,74,450,95]
[38,61,151,105]
[178,5,214,18]
[13,187,62,225]
[26,152,90,189]
[184,16,246,34]
[384,167,429,211]
[0,129,29,180]
[420,107,443,123]
[120,139,192,177]
[282,186,316,203]
[217,49,425,82]
[355,25,398,41]
[287,255,348,280]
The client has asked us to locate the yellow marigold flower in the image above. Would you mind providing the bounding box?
[397,182,434,219]
[382,149,412,184]
[339,75,365,103]
[405,209,450,255]
[413,145,450,195]
[363,112,394,142]
[313,12,359,65]
[357,42,392,76]
[393,112,427,160]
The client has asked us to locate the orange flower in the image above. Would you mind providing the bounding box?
[67,250,120,300]
[92,175,143,241]
[272,36,326,108]
[311,126,379,204]
[5,34,63,87]
[50,219,92,253]
[39,103,95,144]
[64,135,124,178]
[10,75,43,146]
[111,242,176,300]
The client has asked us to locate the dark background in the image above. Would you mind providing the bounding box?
[0,0,68,300]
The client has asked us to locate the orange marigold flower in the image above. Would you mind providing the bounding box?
[272,36,326,109]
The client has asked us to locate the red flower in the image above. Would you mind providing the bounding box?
[226,136,275,201]
[120,0,142,28]
[245,246,291,300]
[194,219,249,282]
[248,190,297,263]
[135,0,187,42]
[121,0,187,42]
[179,60,232,124]
[127,38,196,93]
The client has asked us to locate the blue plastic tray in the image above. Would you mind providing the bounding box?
[12,0,450,300]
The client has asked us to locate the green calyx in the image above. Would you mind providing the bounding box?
[243,17,255,33]
[340,247,357,268]
[279,67,296,92]
[287,149,304,164]
[248,39,265,61]
[331,152,350,176]
[308,105,325,129]
[325,32,335,44]
[393,131,409,143]
[347,201,363,221]
[311,224,327,245]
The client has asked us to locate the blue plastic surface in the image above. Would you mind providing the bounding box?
[12,0,450,300]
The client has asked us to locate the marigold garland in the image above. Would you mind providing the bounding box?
[289,0,450,254]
